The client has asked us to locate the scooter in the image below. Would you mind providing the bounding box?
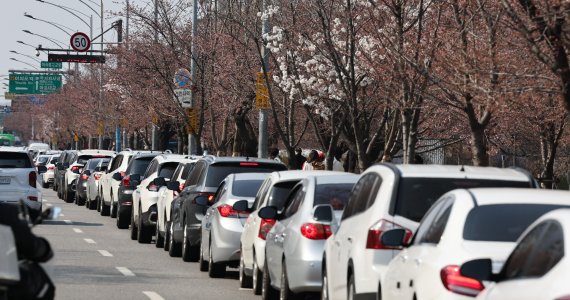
[0,203,61,300]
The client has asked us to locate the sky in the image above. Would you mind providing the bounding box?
[0,0,129,104]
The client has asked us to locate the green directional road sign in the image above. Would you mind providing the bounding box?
[40,61,62,69]
[8,73,62,94]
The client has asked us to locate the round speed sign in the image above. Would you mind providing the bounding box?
[70,32,91,52]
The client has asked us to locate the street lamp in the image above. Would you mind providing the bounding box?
[24,13,73,35]
[9,58,39,70]
[9,50,40,63]
[35,0,91,29]
[17,40,36,49]
[22,30,65,48]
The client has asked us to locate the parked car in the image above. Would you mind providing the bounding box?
[60,150,115,203]
[112,152,160,228]
[381,188,570,300]
[262,173,359,299]
[86,159,110,210]
[41,154,59,188]
[55,150,77,196]
[156,159,197,249]
[460,204,570,300]
[74,158,110,206]
[98,150,153,217]
[198,173,270,278]
[322,164,537,300]
[238,170,343,294]
[34,154,51,167]
[131,154,188,243]
[0,148,42,219]
[169,157,287,261]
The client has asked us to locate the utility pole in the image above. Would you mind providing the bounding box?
[151,0,159,151]
[98,0,104,149]
[188,0,198,155]
[115,20,123,153]
[124,0,130,150]
[258,0,270,159]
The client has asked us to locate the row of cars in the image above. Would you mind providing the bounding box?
[43,149,570,300]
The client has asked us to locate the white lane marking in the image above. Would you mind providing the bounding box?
[116,267,135,277]
[98,250,113,257]
[64,220,72,224]
[46,203,53,207]
[73,228,83,233]
[142,291,165,300]
[84,239,96,244]
[60,213,65,217]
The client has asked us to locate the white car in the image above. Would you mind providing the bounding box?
[238,170,335,294]
[40,154,59,188]
[85,159,110,210]
[131,154,188,244]
[381,188,570,300]
[156,158,197,249]
[460,205,570,300]
[62,150,115,203]
[0,148,42,219]
[322,164,537,300]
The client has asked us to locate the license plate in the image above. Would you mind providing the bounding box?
[0,176,11,184]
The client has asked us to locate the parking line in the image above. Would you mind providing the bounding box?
[142,291,165,300]
[116,267,135,277]
[98,250,113,257]
[84,238,96,244]
[64,219,72,224]
[73,228,83,233]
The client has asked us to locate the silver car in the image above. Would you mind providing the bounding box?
[262,173,358,298]
[199,173,269,278]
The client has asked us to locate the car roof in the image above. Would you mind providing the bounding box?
[468,188,570,206]
[0,147,29,153]
[268,170,342,183]
[311,173,360,184]
[231,172,271,181]
[371,163,532,182]
[201,156,285,166]
[77,149,116,156]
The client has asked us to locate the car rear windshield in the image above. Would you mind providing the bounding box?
[86,159,101,170]
[37,156,50,164]
[0,152,32,168]
[158,162,179,179]
[314,183,354,210]
[268,180,300,209]
[49,157,59,164]
[127,157,154,175]
[395,178,530,222]
[77,155,111,165]
[232,179,265,198]
[463,204,569,242]
[205,163,286,187]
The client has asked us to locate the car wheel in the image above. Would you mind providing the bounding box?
[164,220,171,251]
[239,250,253,288]
[168,221,182,257]
[208,243,226,278]
[262,258,278,300]
[321,263,329,300]
[96,196,101,212]
[116,204,130,229]
[155,221,164,248]
[42,181,49,189]
[199,241,208,272]
[253,255,262,295]
[110,196,117,218]
[181,222,199,262]
[100,196,110,216]
[137,206,152,244]
[348,274,356,300]
[280,261,294,300]
[130,208,138,240]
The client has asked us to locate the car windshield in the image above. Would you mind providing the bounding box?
[232,179,265,198]
[0,152,32,168]
[463,204,570,242]
[205,163,287,187]
[128,157,154,175]
[78,155,111,165]
[395,178,531,222]
[37,156,49,164]
[314,183,354,210]
[268,180,300,209]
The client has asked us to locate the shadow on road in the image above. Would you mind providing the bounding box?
[42,220,104,227]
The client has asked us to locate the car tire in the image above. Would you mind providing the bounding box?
[253,255,262,295]
[239,250,253,289]
[116,206,130,229]
[42,181,49,189]
[168,221,182,257]
[130,208,138,240]
[137,206,152,244]
[348,274,356,300]
[262,258,278,300]
[199,241,208,272]
[164,221,171,251]
[155,221,164,248]
[208,243,226,278]
[100,197,110,216]
[110,196,117,218]
[96,196,101,212]
[88,197,97,210]
[321,262,329,300]
[181,222,199,262]
[65,187,74,203]
[280,261,294,300]
[76,194,85,206]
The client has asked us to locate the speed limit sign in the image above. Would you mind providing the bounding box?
[70,32,91,52]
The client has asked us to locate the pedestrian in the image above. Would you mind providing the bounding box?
[294,148,306,170]
[269,148,281,162]
[302,150,318,171]
[333,148,344,172]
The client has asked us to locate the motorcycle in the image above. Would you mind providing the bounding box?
[0,202,61,300]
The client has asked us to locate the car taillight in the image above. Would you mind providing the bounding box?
[366,219,413,249]
[147,183,158,192]
[48,166,55,170]
[192,192,215,204]
[81,174,89,180]
[240,162,259,166]
[258,218,276,240]
[29,171,36,188]
[440,265,484,297]
[122,176,130,187]
[179,183,184,191]
[300,223,332,240]
[71,166,81,173]
[28,196,38,201]
[217,204,249,218]
[119,171,126,177]
[94,173,102,180]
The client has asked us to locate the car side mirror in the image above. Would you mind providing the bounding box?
[258,206,278,220]
[380,228,407,249]
[167,181,180,192]
[112,172,123,181]
[460,259,494,282]
[153,177,167,187]
[312,204,333,222]
[130,174,141,186]
[195,195,210,206]
[37,166,47,174]
[83,170,92,176]
[232,200,250,212]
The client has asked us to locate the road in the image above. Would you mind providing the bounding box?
[35,187,259,300]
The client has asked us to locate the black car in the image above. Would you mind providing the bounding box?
[167,156,287,261]
[75,158,110,206]
[113,152,160,229]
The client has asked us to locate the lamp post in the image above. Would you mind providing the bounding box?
[17,40,37,49]
[22,30,65,48]
[9,50,40,63]
[9,57,38,70]
[24,13,73,35]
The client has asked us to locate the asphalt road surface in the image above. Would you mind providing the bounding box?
[35,187,260,300]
